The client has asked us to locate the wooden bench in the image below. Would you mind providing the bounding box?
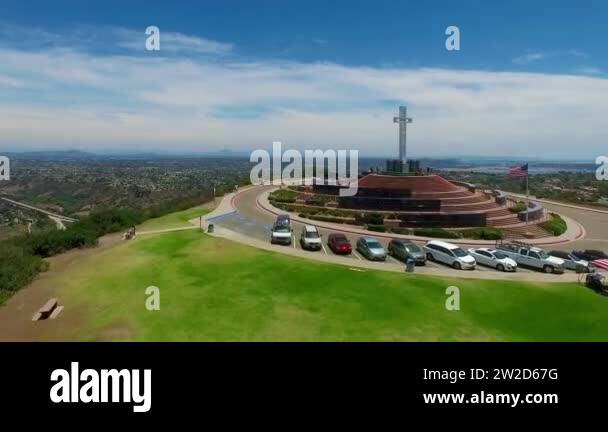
[32,298,58,321]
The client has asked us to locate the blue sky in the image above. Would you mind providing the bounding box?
[0,0,606,158]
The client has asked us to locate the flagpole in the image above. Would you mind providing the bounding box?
[525,170,529,225]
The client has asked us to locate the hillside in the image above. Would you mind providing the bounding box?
[5,207,605,342]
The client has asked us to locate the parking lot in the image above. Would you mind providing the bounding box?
[213,210,547,276]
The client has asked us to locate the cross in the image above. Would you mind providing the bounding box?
[393,106,413,162]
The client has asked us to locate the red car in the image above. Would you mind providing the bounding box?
[328,233,352,254]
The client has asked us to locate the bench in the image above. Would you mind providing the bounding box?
[32,298,59,321]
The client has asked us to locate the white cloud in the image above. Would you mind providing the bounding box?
[0,35,607,158]
[513,52,546,64]
[115,28,233,55]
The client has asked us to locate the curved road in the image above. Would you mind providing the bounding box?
[209,185,608,281]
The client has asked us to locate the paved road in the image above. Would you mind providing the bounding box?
[210,186,606,280]
[0,197,77,222]
[539,201,608,252]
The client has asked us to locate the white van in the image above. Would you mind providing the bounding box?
[424,240,476,270]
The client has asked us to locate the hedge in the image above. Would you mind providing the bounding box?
[540,213,567,236]
[510,201,527,213]
[460,227,504,240]
[269,189,297,203]
[413,227,462,239]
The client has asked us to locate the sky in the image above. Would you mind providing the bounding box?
[0,0,606,159]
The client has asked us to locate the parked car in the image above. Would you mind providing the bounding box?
[549,250,591,272]
[276,214,291,226]
[356,237,387,261]
[300,225,322,251]
[270,214,292,245]
[467,248,517,272]
[496,242,564,274]
[424,240,476,270]
[388,239,426,265]
[585,273,608,296]
[571,249,608,262]
[327,233,352,255]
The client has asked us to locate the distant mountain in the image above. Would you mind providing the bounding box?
[1,150,97,160]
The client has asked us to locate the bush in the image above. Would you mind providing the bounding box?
[269,189,297,203]
[460,227,504,240]
[0,244,44,294]
[306,215,357,224]
[354,212,385,225]
[389,227,412,235]
[367,224,386,233]
[413,228,461,239]
[541,213,567,236]
[510,201,527,213]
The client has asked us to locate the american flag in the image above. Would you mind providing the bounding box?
[592,259,608,271]
[509,163,528,178]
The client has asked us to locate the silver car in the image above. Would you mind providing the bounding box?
[356,237,387,261]
[550,250,591,272]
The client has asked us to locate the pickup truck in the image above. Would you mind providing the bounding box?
[496,243,565,274]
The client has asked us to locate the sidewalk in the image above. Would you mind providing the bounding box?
[507,193,608,215]
[187,186,255,229]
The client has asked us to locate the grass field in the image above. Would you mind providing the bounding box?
[137,205,212,231]
[50,228,608,341]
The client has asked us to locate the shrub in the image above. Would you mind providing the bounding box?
[510,201,527,213]
[354,212,385,225]
[306,215,356,224]
[0,244,44,294]
[460,227,504,240]
[269,189,297,203]
[389,227,412,235]
[367,224,386,233]
[541,213,567,236]
[413,228,461,239]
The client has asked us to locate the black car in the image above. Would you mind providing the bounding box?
[572,249,608,261]
[585,273,608,296]
[276,214,291,227]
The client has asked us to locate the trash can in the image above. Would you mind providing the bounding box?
[405,257,415,273]
[207,223,214,233]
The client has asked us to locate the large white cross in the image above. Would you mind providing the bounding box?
[393,106,413,162]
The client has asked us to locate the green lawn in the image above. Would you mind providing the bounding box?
[52,229,608,341]
[137,205,211,231]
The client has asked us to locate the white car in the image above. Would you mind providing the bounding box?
[424,240,476,270]
[468,248,517,272]
[300,225,322,250]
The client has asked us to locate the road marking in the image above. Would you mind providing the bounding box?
[321,242,328,255]
[387,255,402,266]
[352,251,363,261]
[292,235,296,249]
